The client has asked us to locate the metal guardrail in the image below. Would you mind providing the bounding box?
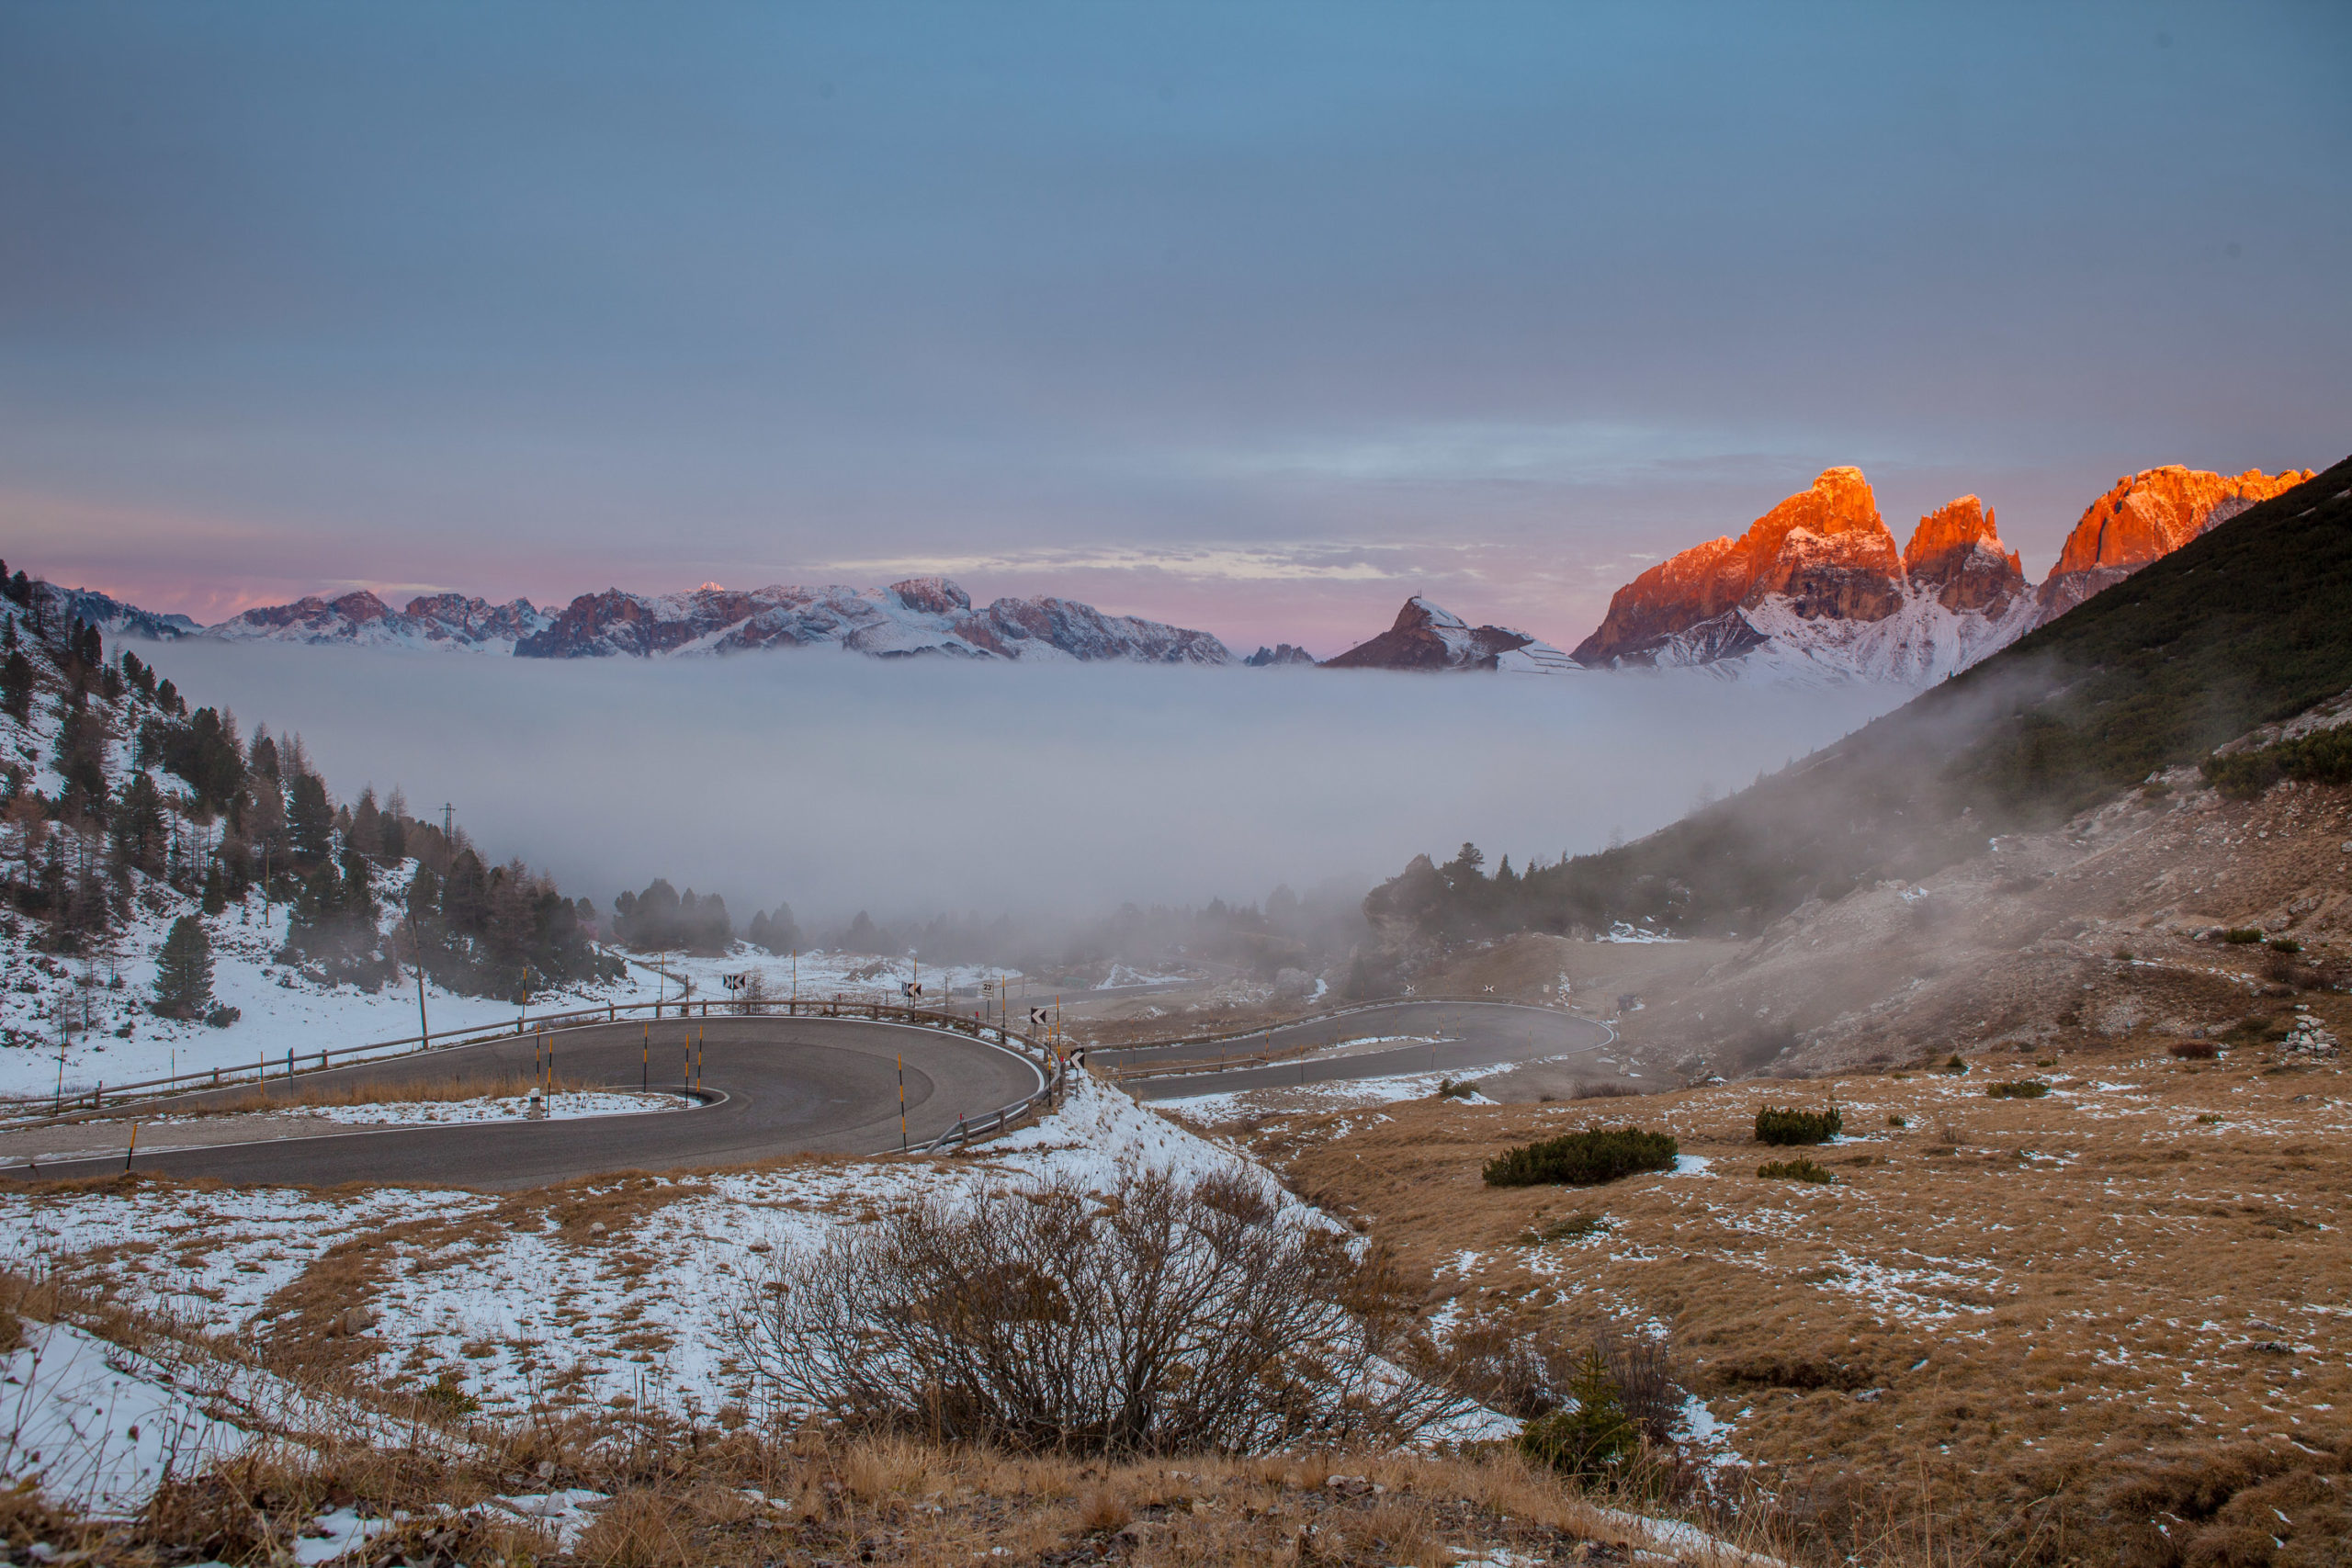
[0,996,1066,1150]
[1111,1054,1272,1083]
[1084,992,1579,1064]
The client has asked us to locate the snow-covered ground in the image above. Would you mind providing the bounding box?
[0,878,621,1102]
[1155,1063,1513,1123]
[1,1320,252,1515]
[0,878,1067,1105]
[3,1077,1307,1424]
[162,1089,686,1128]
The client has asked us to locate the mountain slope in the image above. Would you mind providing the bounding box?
[1361,453,2352,946]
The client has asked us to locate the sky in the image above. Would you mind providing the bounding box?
[2,1,2347,655]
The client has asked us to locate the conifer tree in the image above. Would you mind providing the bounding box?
[288,773,334,863]
[1,646,31,722]
[153,915,214,1019]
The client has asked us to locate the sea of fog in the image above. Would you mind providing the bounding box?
[153,642,1904,924]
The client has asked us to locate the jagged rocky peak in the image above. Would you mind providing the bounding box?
[1572,467,1904,666]
[1323,595,1577,674]
[1901,496,2026,613]
[2036,465,2314,622]
[1244,643,1316,667]
[210,589,551,650]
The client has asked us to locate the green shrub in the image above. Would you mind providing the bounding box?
[2222,928,2264,945]
[1885,1113,1907,1128]
[2113,947,2135,961]
[1754,1105,1842,1145]
[418,1371,480,1416]
[1757,1157,1833,1183]
[1483,1127,1679,1187]
[2268,938,2303,954]
[1940,1055,1969,1075]
[1434,1077,1476,1100]
[2202,725,2352,800]
[1985,1079,2050,1100]
[1517,1348,1640,1480]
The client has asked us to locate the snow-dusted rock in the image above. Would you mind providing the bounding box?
[1322,595,1578,674]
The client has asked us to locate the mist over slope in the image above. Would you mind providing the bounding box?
[152,643,1898,927]
[1366,452,2352,945]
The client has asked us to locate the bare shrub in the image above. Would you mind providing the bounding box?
[727,1168,1463,1455]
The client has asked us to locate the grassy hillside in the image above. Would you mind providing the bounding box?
[1941,451,2352,814]
[1361,455,2352,952]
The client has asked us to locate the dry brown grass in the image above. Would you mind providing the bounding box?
[1184,1029,2352,1566]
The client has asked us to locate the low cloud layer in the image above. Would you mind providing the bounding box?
[155,642,1901,929]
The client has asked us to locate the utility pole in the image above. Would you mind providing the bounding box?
[409,908,431,1050]
[440,802,455,840]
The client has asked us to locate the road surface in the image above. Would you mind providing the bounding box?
[0,1001,1607,1190]
[1091,1000,1612,1100]
[0,1015,1044,1191]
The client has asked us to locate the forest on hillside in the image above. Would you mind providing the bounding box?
[0,564,621,1002]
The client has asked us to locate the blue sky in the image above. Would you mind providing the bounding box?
[2,1,2346,650]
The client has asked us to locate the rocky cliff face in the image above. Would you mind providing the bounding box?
[513,579,1231,664]
[1323,596,1578,674]
[2034,466,2312,622]
[1901,496,2027,614]
[1566,464,2334,686]
[208,591,553,652]
[1572,468,1905,666]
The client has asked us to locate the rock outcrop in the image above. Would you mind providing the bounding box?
[1900,496,2027,615]
[1323,596,1578,674]
[2035,466,2312,622]
[1244,644,1317,667]
[1572,468,1904,666]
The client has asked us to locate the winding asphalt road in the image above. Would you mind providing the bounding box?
[0,1001,1608,1190]
[1091,1000,1612,1100]
[0,1015,1045,1191]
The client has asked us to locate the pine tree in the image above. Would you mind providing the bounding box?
[288,773,334,863]
[153,915,214,1020]
[1,647,31,722]
[1516,1347,1640,1481]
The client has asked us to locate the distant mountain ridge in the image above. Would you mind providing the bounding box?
[62,575,1234,666]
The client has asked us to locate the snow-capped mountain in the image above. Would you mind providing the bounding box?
[40,584,201,644]
[1323,596,1580,674]
[514,577,1231,664]
[209,590,554,652]
[1569,463,2310,686]
[62,576,1233,665]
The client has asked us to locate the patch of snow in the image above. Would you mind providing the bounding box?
[0,1321,251,1515]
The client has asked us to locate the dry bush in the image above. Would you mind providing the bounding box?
[727,1168,1464,1455]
